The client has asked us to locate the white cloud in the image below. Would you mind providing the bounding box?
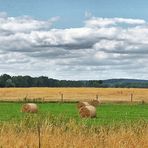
[94,51,108,60]
[85,17,146,27]
[0,14,59,34]
[93,40,125,51]
[0,13,148,80]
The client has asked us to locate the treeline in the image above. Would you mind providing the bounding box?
[0,74,103,87]
[1,74,148,88]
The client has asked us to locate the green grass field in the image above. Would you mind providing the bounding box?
[0,102,148,147]
[0,102,148,126]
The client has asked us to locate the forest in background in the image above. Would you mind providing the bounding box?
[1,74,148,88]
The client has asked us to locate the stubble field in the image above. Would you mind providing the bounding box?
[0,87,148,103]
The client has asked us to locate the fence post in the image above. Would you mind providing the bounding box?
[96,94,99,100]
[61,93,64,103]
[130,93,133,102]
[37,124,41,148]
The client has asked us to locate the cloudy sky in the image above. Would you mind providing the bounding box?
[0,0,148,80]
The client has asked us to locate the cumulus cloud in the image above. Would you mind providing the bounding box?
[0,14,59,35]
[85,17,146,27]
[0,12,148,80]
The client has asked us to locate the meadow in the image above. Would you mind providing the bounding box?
[0,102,147,147]
[0,88,148,147]
[0,102,148,124]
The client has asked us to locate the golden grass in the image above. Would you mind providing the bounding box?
[0,120,147,148]
[0,87,148,102]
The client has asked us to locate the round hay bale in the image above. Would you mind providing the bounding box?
[89,100,100,107]
[77,101,90,109]
[21,103,38,113]
[79,105,96,118]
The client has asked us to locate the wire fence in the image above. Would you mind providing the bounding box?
[0,88,148,103]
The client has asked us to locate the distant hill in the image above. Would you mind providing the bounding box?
[103,78,148,83]
[102,79,148,88]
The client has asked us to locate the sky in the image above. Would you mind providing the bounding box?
[0,0,148,80]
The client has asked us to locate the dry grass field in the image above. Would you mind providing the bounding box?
[0,119,148,148]
[0,87,148,102]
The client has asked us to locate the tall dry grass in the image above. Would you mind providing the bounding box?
[0,117,147,148]
[0,87,148,103]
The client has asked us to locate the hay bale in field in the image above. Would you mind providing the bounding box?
[77,101,90,109]
[88,100,100,107]
[79,105,96,118]
[21,103,38,113]
[77,100,100,109]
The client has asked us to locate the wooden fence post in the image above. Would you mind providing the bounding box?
[61,93,64,103]
[130,93,133,102]
[37,124,41,148]
[96,94,99,100]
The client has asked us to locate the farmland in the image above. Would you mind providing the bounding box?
[0,87,148,102]
[0,88,148,147]
[0,102,148,147]
[0,102,148,123]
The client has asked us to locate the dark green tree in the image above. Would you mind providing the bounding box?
[5,79,15,87]
[0,74,11,87]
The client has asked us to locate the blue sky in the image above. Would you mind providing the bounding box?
[0,0,148,28]
[0,0,148,80]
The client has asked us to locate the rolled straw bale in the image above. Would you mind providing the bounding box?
[79,105,96,118]
[21,103,38,113]
[89,100,100,107]
[77,101,90,109]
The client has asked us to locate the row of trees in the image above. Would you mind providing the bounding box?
[1,74,148,88]
[0,74,103,87]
